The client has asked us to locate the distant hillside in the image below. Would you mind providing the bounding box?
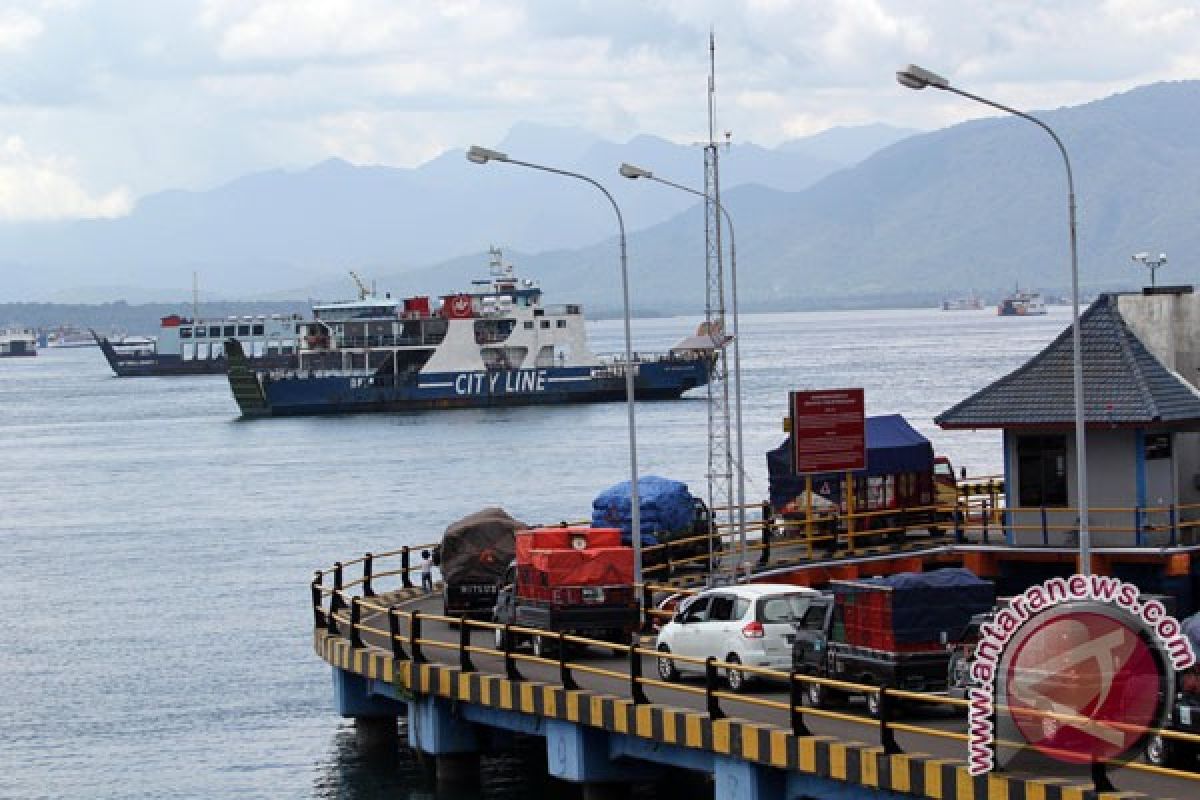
[0,123,895,302]
[425,81,1200,313]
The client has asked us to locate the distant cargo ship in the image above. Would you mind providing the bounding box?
[941,293,984,311]
[225,248,715,416]
[94,313,304,376]
[0,328,37,357]
[47,327,99,348]
[996,287,1047,316]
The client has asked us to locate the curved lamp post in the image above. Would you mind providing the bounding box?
[896,64,1090,575]
[619,162,748,580]
[466,145,644,595]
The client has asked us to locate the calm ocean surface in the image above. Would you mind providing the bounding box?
[1,307,1070,798]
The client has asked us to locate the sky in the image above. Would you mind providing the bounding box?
[1,0,1198,222]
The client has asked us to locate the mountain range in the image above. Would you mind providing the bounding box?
[4,80,1199,312]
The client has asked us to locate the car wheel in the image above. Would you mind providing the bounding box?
[725,654,749,693]
[1145,733,1170,767]
[493,627,506,651]
[657,645,679,682]
[806,680,826,708]
[1145,733,1196,768]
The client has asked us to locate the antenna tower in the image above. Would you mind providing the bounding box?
[703,33,735,582]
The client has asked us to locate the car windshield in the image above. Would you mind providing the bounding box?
[757,593,812,623]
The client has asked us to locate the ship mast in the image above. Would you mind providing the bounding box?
[192,271,199,321]
[703,33,735,583]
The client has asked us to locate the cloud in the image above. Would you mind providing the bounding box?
[0,8,43,52]
[0,136,131,221]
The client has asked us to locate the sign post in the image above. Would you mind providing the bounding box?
[789,388,867,551]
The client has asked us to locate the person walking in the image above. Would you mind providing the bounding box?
[419,550,434,592]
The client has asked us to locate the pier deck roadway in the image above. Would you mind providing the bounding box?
[322,590,1195,800]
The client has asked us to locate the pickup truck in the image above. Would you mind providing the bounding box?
[437,507,523,619]
[793,569,994,717]
[492,527,639,657]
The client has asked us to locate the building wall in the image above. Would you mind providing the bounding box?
[1117,291,1200,388]
[1005,428,1140,547]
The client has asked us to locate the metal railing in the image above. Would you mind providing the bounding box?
[312,544,1200,792]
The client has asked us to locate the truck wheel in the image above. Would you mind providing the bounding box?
[656,645,679,681]
[725,654,750,693]
[806,680,846,708]
[1144,734,1195,768]
[493,628,506,651]
[865,689,899,719]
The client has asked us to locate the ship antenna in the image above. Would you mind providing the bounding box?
[192,271,199,322]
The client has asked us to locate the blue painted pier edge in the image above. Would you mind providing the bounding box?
[317,624,1102,800]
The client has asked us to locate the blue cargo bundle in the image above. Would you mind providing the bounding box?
[835,568,995,645]
[591,475,696,546]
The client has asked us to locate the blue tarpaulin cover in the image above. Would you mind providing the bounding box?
[766,414,934,511]
[835,568,995,644]
[591,475,696,547]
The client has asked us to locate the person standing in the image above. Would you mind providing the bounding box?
[419,550,434,592]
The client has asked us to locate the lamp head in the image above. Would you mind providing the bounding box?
[619,163,653,180]
[896,64,950,91]
[467,145,508,164]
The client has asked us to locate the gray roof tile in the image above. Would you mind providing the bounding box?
[936,294,1200,429]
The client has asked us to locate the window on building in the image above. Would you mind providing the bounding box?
[209,326,221,338]
[1016,435,1068,507]
[556,319,567,328]
[540,320,550,329]
[237,325,250,337]
[179,328,192,339]
[524,321,534,330]
[252,324,264,336]
[1146,433,1172,460]
[223,325,235,337]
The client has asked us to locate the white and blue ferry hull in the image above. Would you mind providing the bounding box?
[232,361,709,416]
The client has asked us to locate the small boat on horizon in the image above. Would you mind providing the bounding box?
[996,286,1047,316]
[941,292,984,311]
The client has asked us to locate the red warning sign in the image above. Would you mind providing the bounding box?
[789,388,866,474]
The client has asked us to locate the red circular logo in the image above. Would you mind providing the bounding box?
[1003,609,1165,765]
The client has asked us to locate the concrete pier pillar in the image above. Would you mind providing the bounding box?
[353,716,397,750]
[407,695,479,755]
[435,752,481,793]
[332,667,404,718]
[713,755,783,800]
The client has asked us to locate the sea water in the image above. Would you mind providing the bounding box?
[0,307,1068,798]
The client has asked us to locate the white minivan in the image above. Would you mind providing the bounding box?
[654,583,821,691]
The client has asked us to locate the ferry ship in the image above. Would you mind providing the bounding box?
[0,328,37,357]
[996,286,1047,316]
[95,313,304,376]
[225,248,715,416]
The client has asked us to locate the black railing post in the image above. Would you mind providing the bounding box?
[1134,506,1143,547]
[664,539,673,580]
[401,546,413,589]
[459,618,475,672]
[1091,759,1115,793]
[981,499,990,544]
[1171,505,1179,547]
[760,506,772,566]
[362,553,375,597]
[312,571,325,629]
[559,635,578,691]
[327,562,344,635]
[629,635,649,704]
[641,584,653,634]
[790,671,812,737]
[1041,506,1049,546]
[503,624,523,681]
[954,501,964,543]
[349,596,365,648]
[410,611,425,663]
[388,607,408,661]
[704,657,725,720]
[878,688,901,755]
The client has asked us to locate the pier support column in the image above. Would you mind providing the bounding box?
[407,695,479,756]
[435,752,481,793]
[353,716,397,750]
[713,755,784,800]
[545,719,660,785]
[332,667,404,718]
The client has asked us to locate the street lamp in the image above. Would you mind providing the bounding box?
[896,64,1091,575]
[619,162,749,580]
[466,145,644,596]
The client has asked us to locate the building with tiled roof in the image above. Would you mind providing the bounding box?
[936,288,1200,549]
